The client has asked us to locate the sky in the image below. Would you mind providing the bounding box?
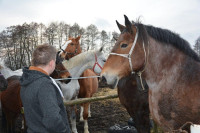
[0,0,200,47]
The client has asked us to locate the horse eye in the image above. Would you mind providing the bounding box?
[103,59,106,62]
[70,43,74,46]
[121,43,128,48]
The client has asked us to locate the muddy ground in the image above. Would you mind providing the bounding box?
[74,87,131,133]
[0,87,163,133]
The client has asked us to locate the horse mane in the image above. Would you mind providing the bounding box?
[62,50,95,70]
[133,22,200,62]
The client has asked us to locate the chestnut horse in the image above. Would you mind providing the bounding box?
[60,37,103,133]
[61,48,105,133]
[101,15,200,132]
[0,52,71,133]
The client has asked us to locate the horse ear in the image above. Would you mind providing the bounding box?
[124,15,133,34]
[113,36,118,41]
[99,46,103,52]
[87,46,89,51]
[76,36,81,42]
[116,20,125,33]
[68,36,72,40]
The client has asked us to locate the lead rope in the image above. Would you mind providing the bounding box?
[166,122,193,133]
[137,40,149,90]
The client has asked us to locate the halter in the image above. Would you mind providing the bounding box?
[54,69,69,74]
[93,53,103,72]
[63,46,78,60]
[110,28,148,90]
[110,30,139,74]
[66,48,78,56]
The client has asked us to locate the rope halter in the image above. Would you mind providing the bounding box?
[110,29,139,74]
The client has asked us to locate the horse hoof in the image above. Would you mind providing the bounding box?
[128,117,135,127]
[84,130,89,133]
[72,130,78,133]
[80,117,84,122]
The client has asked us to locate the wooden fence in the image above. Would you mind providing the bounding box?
[64,94,118,106]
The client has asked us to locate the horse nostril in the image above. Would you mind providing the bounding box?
[101,76,107,83]
[64,76,71,84]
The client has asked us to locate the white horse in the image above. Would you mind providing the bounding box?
[56,48,105,133]
[0,61,22,79]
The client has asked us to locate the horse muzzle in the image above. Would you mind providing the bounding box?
[64,76,71,84]
[99,74,119,89]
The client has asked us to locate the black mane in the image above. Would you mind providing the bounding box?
[135,23,200,62]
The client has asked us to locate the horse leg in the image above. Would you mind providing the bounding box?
[5,112,12,133]
[70,105,78,133]
[79,104,84,121]
[83,102,90,133]
[134,111,150,133]
[1,110,7,133]
[88,104,91,118]
[11,118,16,133]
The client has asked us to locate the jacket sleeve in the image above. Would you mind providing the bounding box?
[38,81,71,133]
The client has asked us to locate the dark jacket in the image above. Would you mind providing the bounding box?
[20,67,71,133]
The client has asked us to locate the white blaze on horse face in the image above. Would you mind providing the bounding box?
[60,40,72,54]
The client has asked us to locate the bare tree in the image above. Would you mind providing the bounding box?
[63,24,70,40]
[44,22,58,46]
[0,21,119,70]
[194,36,200,56]
[57,22,66,47]
[38,23,46,45]
[69,23,81,37]
[100,30,109,47]
[85,24,99,50]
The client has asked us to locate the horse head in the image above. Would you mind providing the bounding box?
[50,51,72,84]
[100,15,147,88]
[60,36,82,60]
[92,47,106,74]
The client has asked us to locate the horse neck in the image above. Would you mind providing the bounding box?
[143,37,194,87]
[63,51,95,77]
[0,67,13,79]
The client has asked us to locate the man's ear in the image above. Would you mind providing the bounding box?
[49,60,55,67]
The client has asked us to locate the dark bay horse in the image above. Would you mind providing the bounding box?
[117,74,150,133]
[0,53,71,133]
[1,75,21,133]
[60,36,100,133]
[101,15,200,132]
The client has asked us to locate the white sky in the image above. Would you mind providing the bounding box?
[0,0,200,47]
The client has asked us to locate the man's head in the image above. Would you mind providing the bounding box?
[31,44,57,74]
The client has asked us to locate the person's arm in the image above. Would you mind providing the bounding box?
[38,81,71,133]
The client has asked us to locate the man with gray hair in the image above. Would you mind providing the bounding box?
[20,44,71,133]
